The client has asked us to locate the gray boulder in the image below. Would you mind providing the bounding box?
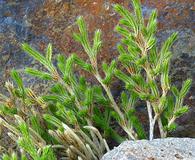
[102,138,195,160]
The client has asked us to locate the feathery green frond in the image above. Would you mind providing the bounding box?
[46,43,52,62]
[25,68,53,80]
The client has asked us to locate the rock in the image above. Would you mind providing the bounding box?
[0,0,195,144]
[101,138,195,160]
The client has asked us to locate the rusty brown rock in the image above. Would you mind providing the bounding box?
[0,0,194,148]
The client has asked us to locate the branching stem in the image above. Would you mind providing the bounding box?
[158,118,166,138]
[58,76,99,146]
[147,101,154,140]
[95,73,136,140]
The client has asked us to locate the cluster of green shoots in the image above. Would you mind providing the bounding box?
[0,0,191,159]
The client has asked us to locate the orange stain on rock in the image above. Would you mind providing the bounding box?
[30,0,194,77]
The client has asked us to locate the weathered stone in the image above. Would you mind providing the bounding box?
[102,138,195,160]
[0,0,194,145]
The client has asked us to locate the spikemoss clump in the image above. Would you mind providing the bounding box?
[0,0,191,159]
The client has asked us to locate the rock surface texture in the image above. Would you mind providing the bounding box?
[0,0,195,142]
[101,138,195,160]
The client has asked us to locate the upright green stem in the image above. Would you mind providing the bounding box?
[95,73,123,119]
[58,76,99,145]
[143,44,158,140]
[95,73,136,140]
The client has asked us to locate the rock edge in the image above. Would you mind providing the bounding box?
[101,138,195,160]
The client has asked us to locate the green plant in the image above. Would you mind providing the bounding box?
[0,0,192,159]
[0,115,56,160]
[2,152,24,160]
[0,71,109,159]
[113,1,191,140]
